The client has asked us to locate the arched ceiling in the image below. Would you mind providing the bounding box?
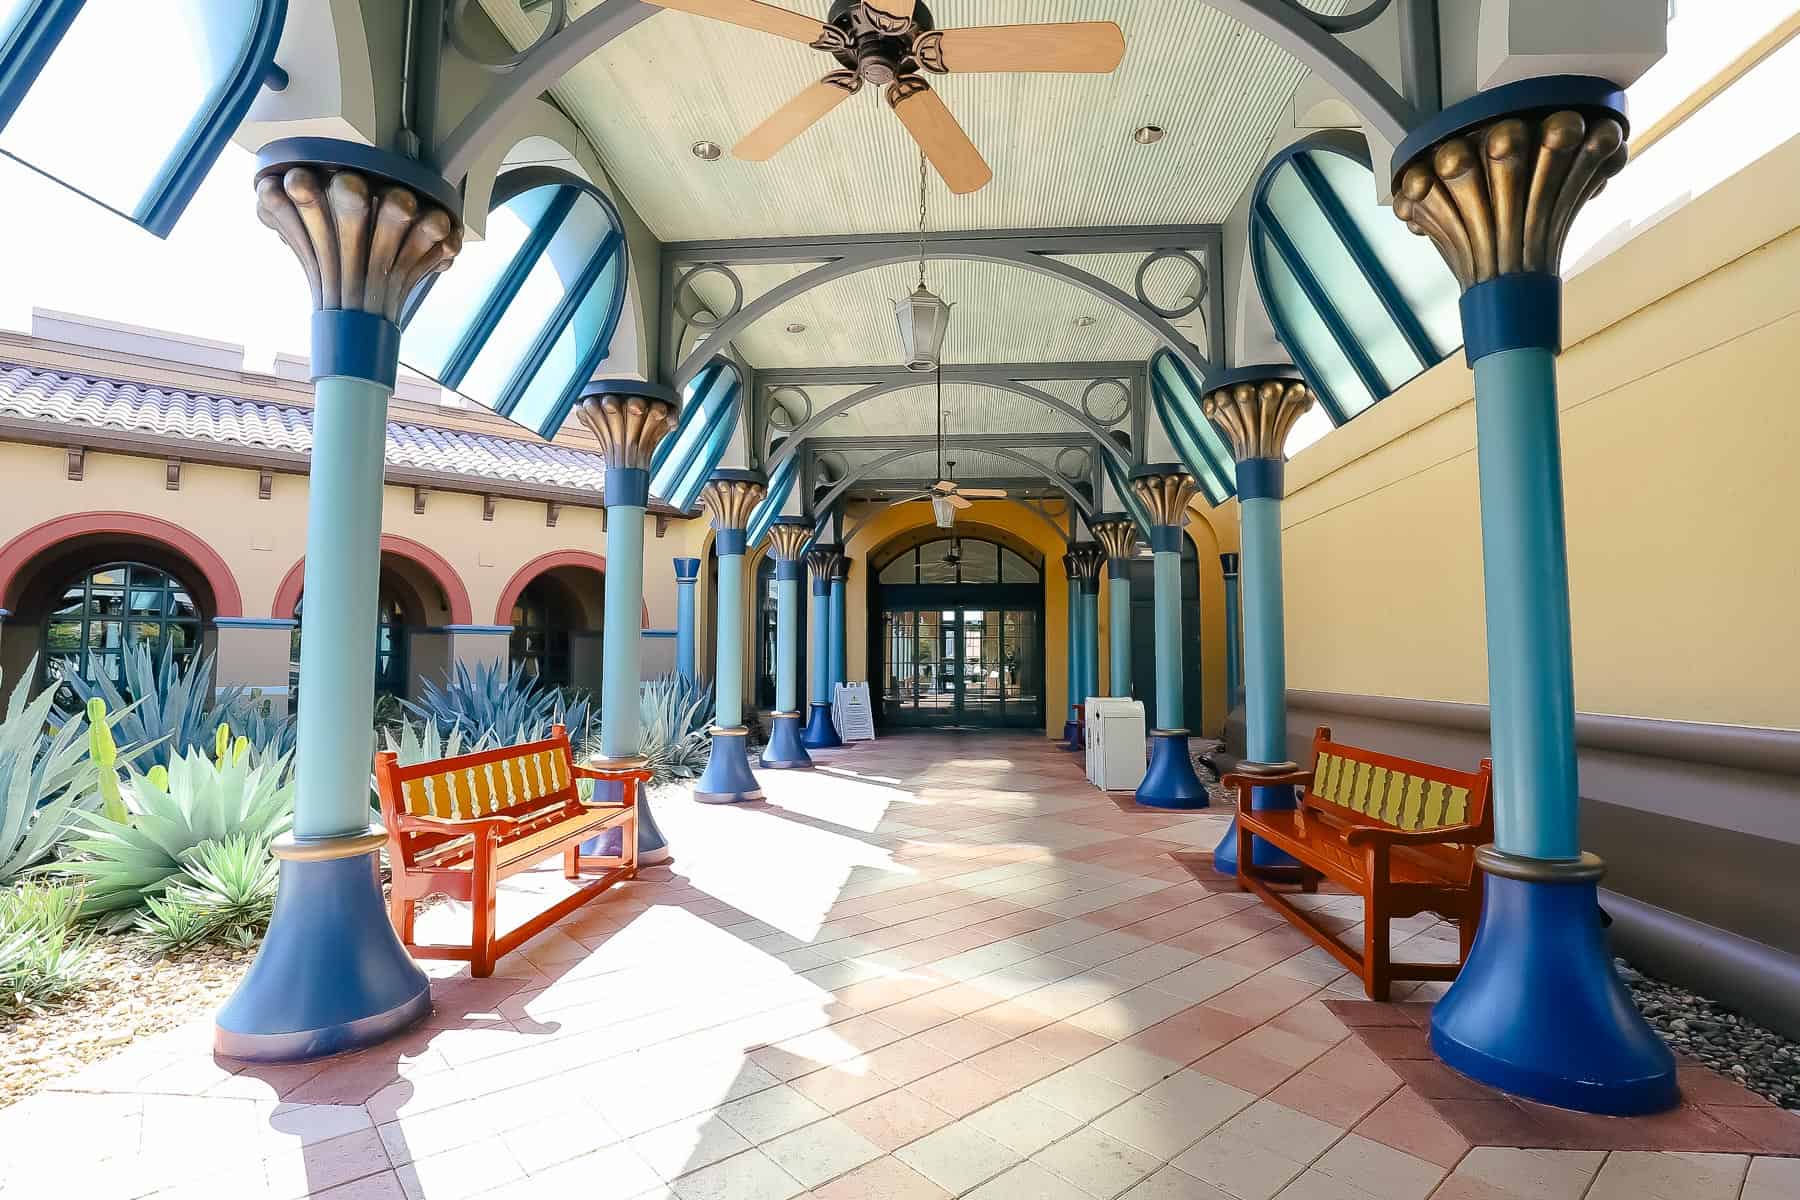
[810,381,1093,440]
[479,0,1360,240]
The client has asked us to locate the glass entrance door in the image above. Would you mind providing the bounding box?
[881,607,1040,728]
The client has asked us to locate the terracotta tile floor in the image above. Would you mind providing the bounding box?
[2,731,1792,1200]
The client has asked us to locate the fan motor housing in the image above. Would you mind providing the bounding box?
[826,0,934,83]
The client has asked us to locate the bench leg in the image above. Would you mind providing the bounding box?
[388,890,416,948]
[471,844,497,979]
[1234,819,1252,891]
[563,842,580,881]
[1363,891,1391,1002]
[1301,867,1321,895]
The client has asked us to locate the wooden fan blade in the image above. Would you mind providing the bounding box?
[886,493,931,507]
[933,479,957,492]
[888,80,992,194]
[959,488,1007,498]
[947,493,974,510]
[640,0,828,45]
[861,0,916,35]
[925,22,1126,73]
[735,76,859,161]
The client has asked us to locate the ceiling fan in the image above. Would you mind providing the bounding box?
[887,366,1004,526]
[643,0,1126,193]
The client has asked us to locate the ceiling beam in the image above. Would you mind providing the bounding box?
[666,225,1221,265]
[813,445,1094,521]
[756,361,1145,385]
[808,433,1091,451]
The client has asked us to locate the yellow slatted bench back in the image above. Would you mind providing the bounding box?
[387,734,575,822]
[1305,726,1490,833]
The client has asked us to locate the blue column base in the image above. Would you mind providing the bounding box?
[1430,857,1678,1116]
[215,849,430,1062]
[1212,778,1301,874]
[1134,731,1209,810]
[579,788,670,865]
[695,728,764,803]
[1061,717,1082,749]
[760,712,815,770]
[801,702,843,749]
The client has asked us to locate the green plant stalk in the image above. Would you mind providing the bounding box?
[87,698,129,824]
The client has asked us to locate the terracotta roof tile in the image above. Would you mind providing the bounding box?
[0,362,607,491]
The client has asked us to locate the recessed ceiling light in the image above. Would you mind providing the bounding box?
[1074,315,1097,328]
[691,140,722,161]
[1134,125,1166,145]
[785,322,807,334]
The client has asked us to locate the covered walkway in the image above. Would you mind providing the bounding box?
[5,733,1794,1200]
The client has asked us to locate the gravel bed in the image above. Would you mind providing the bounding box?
[1617,959,1800,1109]
[0,935,252,1109]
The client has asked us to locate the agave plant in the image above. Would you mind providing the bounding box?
[404,660,592,749]
[635,673,714,786]
[1,659,136,885]
[58,640,296,770]
[59,743,295,923]
[136,834,279,958]
[0,880,94,1017]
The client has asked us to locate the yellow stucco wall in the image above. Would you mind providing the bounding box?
[1278,136,1800,732]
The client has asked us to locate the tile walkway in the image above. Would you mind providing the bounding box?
[1,731,1792,1200]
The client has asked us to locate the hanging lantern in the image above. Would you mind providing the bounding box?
[931,495,957,528]
[896,283,953,373]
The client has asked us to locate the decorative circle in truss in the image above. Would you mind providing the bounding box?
[675,263,743,332]
[1055,446,1092,481]
[1081,379,1131,427]
[1134,249,1208,319]
[815,450,850,485]
[446,0,566,73]
[767,386,812,432]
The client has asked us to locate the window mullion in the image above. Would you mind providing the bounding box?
[1249,231,1351,427]
[439,185,578,389]
[1258,209,1389,411]
[1289,153,1437,369]
[0,0,82,134]
[492,229,622,425]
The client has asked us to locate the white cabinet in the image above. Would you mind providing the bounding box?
[1085,697,1147,791]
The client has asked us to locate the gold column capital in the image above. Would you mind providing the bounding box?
[1090,517,1139,566]
[255,162,462,322]
[574,386,681,472]
[700,472,767,533]
[1131,469,1199,529]
[1065,542,1106,583]
[805,545,841,586]
[829,553,852,583]
[1393,106,1627,291]
[764,520,813,563]
[1202,375,1314,464]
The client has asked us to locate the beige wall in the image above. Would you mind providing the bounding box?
[1277,134,1800,733]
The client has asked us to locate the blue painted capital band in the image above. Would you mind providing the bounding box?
[673,557,702,583]
[1462,274,1562,362]
[606,467,650,509]
[1148,526,1183,553]
[312,310,400,387]
[1234,457,1285,502]
[811,577,831,596]
[717,529,747,556]
[775,560,804,582]
[1079,575,1101,596]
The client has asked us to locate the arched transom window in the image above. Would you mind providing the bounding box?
[42,562,200,697]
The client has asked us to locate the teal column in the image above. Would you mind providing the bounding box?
[1221,553,1242,710]
[218,140,462,1061]
[761,519,814,769]
[1068,542,1104,736]
[801,546,841,748]
[574,381,681,865]
[1060,564,1082,748]
[695,472,764,802]
[829,557,849,690]
[1090,516,1139,699]
[1204,370,1312,874]
[1130,468,1208,808]
[674,557,701,683]
[1393,77,1673,1115]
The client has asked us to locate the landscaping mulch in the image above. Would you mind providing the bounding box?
[0,934,252,1109]
[1620,958,1800,1111]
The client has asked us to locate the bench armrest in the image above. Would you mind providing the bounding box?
[1222,770,1313,816]
[573,764,652,785]
[395,811,520,837]
[1343,822,1485,848]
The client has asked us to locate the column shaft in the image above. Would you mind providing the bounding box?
[1474,347,1580,860]
[1240,495,1287,765]
[1079,589,1100,706]
[1152,548,1182,729]
[674,559,700,683]
[829,579,847,689]
[715,553,745,727]
[293,375,389,839]
[599,504,645,761]
[810,585,830,706]
[1107,575,1131,696]
[776,574,800,713]
[1223,566,1242,708]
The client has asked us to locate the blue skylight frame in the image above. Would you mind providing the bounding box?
[747,450,799,550]
[401,166,630,441]
[1249,132,1461,426]
[0,0,288,238]
[650,357,743,512]
[1148,351,1236,505]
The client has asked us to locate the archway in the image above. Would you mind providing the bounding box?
[495,551,613,691]
[0,512,240,695]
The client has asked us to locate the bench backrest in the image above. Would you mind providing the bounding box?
[1303,725,1492,875]
[377,725,578,825]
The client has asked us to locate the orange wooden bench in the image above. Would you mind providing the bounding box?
[375,724,645,977]
[1225,725,1493,1000]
